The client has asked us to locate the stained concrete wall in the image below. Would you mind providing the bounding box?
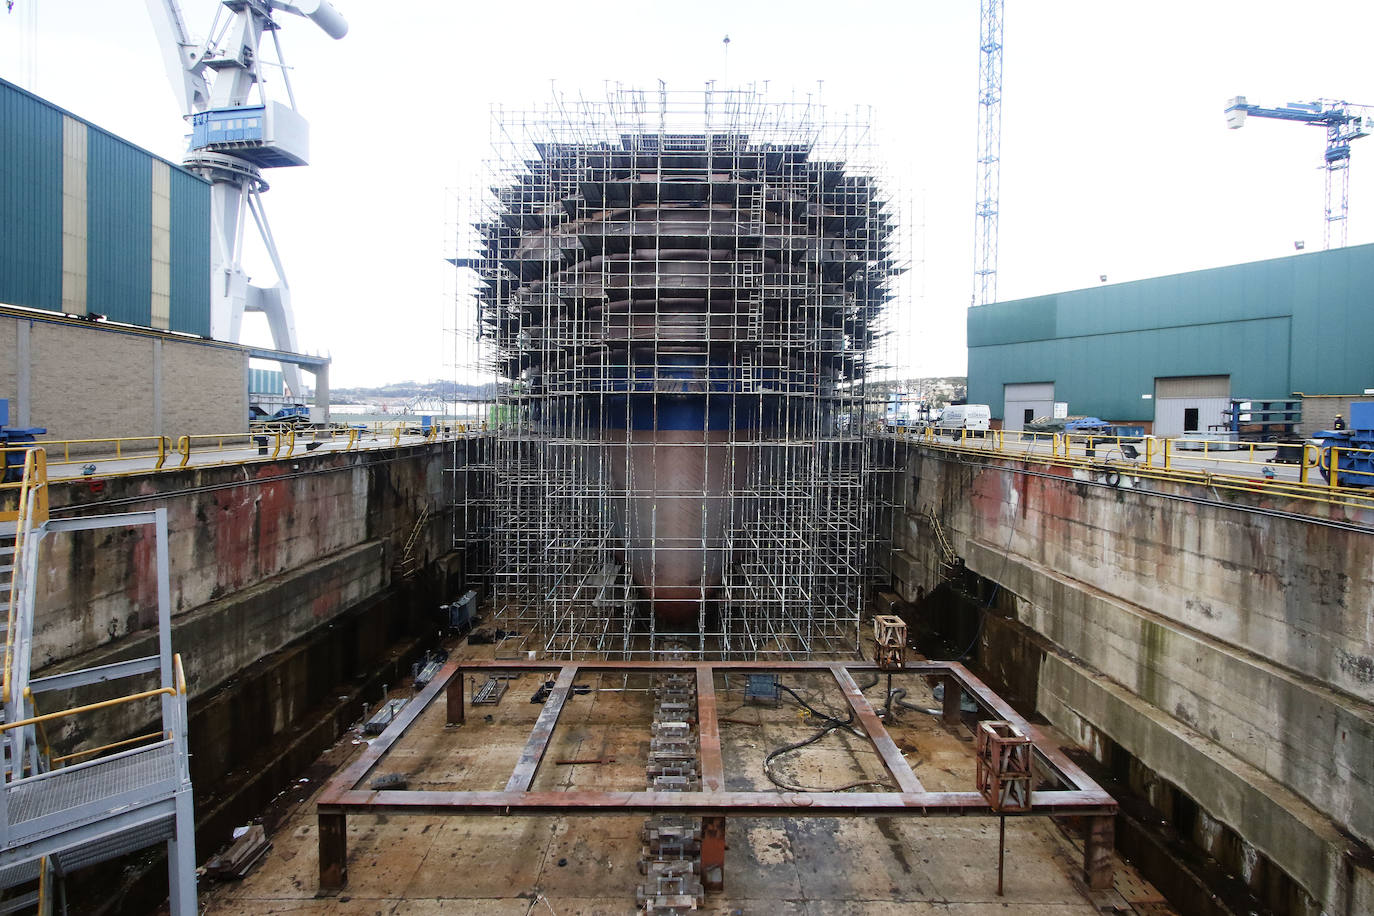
[882,440,1374,915]
[30,439,461,750]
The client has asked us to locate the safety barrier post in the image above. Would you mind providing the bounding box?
[155,437,168,470]
[1163,438,1172,471]
[176,436,192,469]
[1299,443,1311,485]
[1145,436,1154,468]
[1329,448,1340,491]
[347,428,359,451]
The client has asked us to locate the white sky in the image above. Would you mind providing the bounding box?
[4,1,1374,388]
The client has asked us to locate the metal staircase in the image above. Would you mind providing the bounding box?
[0,447,196,914]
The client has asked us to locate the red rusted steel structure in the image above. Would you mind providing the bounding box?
[317,658,1117,895]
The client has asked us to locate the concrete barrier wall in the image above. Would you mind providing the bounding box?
[882,440,1374,913]
[31,440,457,703]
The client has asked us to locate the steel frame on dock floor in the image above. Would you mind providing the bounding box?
[317,659,1118,896]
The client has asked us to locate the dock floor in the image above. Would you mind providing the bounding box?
[198,638,1174,915]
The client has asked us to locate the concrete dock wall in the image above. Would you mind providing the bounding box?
[881,440,1374,915]
[29,438,471,752]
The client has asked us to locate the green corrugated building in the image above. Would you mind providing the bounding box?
[0,76,210,336]
[967,244,1374,435]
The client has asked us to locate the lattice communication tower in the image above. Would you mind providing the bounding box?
[974,0,1004,306]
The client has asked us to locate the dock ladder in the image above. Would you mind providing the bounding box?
[925,506,962,579]
[394,504,432,580]
[0,447,196,914]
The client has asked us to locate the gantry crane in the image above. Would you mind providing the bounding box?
[1226,96,1374,249]
[145,0,347,397]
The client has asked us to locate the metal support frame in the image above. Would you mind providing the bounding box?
[317,659,1115,896]
[0,508,196,914]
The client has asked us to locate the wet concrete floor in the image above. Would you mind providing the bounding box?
[199,638,1174,915]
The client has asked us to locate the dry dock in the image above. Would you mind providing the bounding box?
[199,637,1171,915]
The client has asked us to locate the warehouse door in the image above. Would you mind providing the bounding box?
[1003,382,1055,431]
[1153,375,1230,436]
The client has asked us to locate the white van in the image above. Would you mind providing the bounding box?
[936,404,991,435]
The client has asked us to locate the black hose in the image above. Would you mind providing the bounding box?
[881,687,941,722]
[776,683,860,735]
[762,707,894,793]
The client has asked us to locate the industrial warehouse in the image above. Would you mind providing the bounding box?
[0,2,1372,916]
[969,243,1374,435]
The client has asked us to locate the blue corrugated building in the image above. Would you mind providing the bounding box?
[968,244,1374,435]
[0,77,210,336]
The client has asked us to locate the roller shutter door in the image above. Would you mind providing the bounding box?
[1003,382,1055,431]
[1153,375,1230,436]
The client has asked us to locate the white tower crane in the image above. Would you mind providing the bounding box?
[145,0,347,398]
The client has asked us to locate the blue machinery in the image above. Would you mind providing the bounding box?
[1312,401,1374,487]
[0,400,45,484]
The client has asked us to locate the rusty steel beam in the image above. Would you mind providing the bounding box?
[451,659,952,673]
[942,673,962,727]
[318,788,1114,817]
[320,660,1110,804]
[1085,814,1116,889]
[694,664,724,793]
[701,816,726,892]
[317,811,348,894]
[830,665,924,794]
[446,670,465,726]
[506,666,578,792]
[324,657,462,799]
[315,658,1117,894]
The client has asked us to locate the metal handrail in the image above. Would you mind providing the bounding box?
[2,448,47,705]
[0,685,176,734]
[50,731,167,767]
[890,426,1374,511]
[23,423,483,484]
[36,436,167,468]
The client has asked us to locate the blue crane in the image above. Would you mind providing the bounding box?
[1225,96,1374,249]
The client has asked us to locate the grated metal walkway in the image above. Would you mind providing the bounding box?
[8,742,176,831]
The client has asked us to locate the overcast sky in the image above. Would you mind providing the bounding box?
[4,1,1374,388]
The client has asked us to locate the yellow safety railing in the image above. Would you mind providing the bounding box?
[20,422,485,484]
[1,652,187,777]
[0,684,176,734]
[886,425,1374,511]
[50,730,167,767]
[1,448,47,705]
[38,436,169,470]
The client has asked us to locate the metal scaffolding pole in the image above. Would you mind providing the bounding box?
[463,85,897,659]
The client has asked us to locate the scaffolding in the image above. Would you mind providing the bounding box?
[462,85,897,659]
